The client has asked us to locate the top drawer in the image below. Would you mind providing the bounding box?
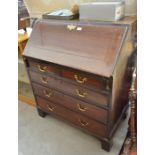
[28,59,60,75]
[27,59,111,91]
[62,69,109,91]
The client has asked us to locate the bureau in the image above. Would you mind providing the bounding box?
[23,17,136,151]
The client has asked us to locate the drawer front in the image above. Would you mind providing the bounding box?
[36,96,107,137]
[28,59,59,75]
[32,83,108,124]
[29,71,109,107]
[62,69,109,91]
[28,59,110,91]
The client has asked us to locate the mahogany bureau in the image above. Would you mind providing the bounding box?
[23,17,136,151]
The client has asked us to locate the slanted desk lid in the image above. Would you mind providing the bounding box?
[24,19,128,77]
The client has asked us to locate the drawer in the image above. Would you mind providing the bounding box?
[32,83,108,124]
[29,71,109,107]
[36,96,107,137]
[28,59,110,91]
[28,59,59,75]
[62,69,109,91]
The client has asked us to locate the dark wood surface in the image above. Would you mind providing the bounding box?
[62,69,105,89]
[119,48,137,155]
[29,70,109,108]
[28,58,110,91]
[23,18,136,151]
[24,19,128,77]
[29,60,57,75]
[32,82,108,124]
[120,69,137,155]
[36,96,107,138]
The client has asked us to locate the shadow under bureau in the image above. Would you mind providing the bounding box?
[23,18,136,151]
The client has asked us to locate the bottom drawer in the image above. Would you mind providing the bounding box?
[32,83,108,124]
[36,96,107,138]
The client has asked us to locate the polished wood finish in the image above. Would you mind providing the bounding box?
[120,49,137,155]
[29,70,109,107]
[128,69,137,146]
[24,19,127,77]
[120,69,137,155]
[28,58,110,91]
[32,82,108,124]
[29,59,58,75]
[24,17,136,151]
[62,69,106,90]
[36,96,107,138]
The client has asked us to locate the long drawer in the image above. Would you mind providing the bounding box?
[28,59,109,91]
[32,82,108,124]
[29,70,109,107]
[36,96,107,138]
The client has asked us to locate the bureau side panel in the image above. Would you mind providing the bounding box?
[110,31,135,130]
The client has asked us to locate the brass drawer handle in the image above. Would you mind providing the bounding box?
[47,104,54,112]
[40,77,48,84]
[76,89,87,98]
[37,64,47,72]
[67,24,76,31]
[43,90,52,98]
[74,75,87,84]
[77,104,87,112]
[78,119,88,126]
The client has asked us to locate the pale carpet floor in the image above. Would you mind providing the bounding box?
[18,101,129,155]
